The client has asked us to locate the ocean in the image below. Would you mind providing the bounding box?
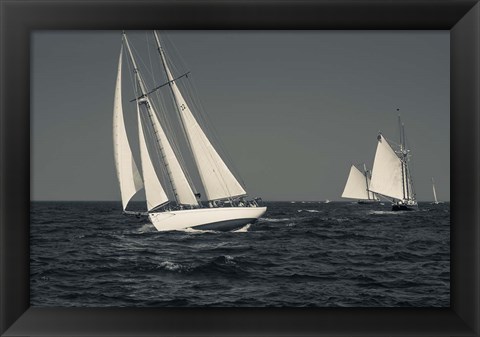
[30,201,450,307]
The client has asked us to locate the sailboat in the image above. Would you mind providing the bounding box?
[341,164,379,204]
[369,116,417,211]
[431,177,442,204]
[113,31,267,231]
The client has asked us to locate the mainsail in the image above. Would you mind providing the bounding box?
[154,31,246,201]
[341,165,374,200]
[113,46,143,210]
[369,134,405,201]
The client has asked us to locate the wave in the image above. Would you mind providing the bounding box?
[260,217,293,222]
[158,260,187,272]
[369,210,408,215]
[180,227,220,234]
[233,224,251,232]
[320,217,350,223]
[189,255,248,278]
[136,223,155,233]
[30,201,451,308]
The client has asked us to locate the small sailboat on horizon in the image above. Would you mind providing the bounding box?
[369,116,417,211]
[113,31,266,231]
[341,163,379,204]
[431,177,443,204]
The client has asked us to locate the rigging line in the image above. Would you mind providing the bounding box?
[401,123,416,201]
[143,31,177,144]
[175,81,237,201]
[140,104,171,201]
[180,58,246,190]
[125,46,143,169]
[154,32,203,198]
[127,35,177,204]
[125,49,154,208]
[146,101,179,204]
[181,75,247,193]
[139,108,162,211]
[144,32,181,169]
[382,135,401,151]
[173,87,233,201]
[161,32,190,82]
[156,32,243,202]
[148,48,199,200]
[129,35,166,100]
[145,44,179,165]
[148,90,199,202]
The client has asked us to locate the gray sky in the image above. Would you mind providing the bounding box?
[32,31,449,202]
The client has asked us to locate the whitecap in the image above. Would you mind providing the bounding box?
[137,223,155,233]
[223,255,236,265]
[261,217,292,222]
[233,224,251,232]
[180,227,219,234]
[369,210,406,215]
[159,261,184,271]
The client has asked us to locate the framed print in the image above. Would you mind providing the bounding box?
[1,1,479,336]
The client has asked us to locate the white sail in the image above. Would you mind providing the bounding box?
[369,134,405,201]
[155,32,246,201]
[432,177,438,203]
[113,46,143,210]
[341,165,371,200]
[137,108,169,211]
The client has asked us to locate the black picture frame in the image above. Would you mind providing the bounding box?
[1,1,478,336]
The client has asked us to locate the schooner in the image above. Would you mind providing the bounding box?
[369,116,417,211]
[113,31,266,231]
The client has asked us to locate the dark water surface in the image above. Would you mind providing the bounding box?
[30,201,450,307]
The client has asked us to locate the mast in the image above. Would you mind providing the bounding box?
[152,31,195,197]
[363,163,371,200]
[401,121,411,201]
[398,114,406,201]
[122,32,180,204]
[370,116,416,206]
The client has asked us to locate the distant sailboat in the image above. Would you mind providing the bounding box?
[341,164,379,204]
[113,31,266,231]
[369,116,417,211]
[431,177,442,204]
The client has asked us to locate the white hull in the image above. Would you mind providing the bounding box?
[149,206,267,232]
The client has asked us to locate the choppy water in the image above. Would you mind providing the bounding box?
[30,201,450,307]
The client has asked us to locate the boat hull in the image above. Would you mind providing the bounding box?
[149,206,267,232]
